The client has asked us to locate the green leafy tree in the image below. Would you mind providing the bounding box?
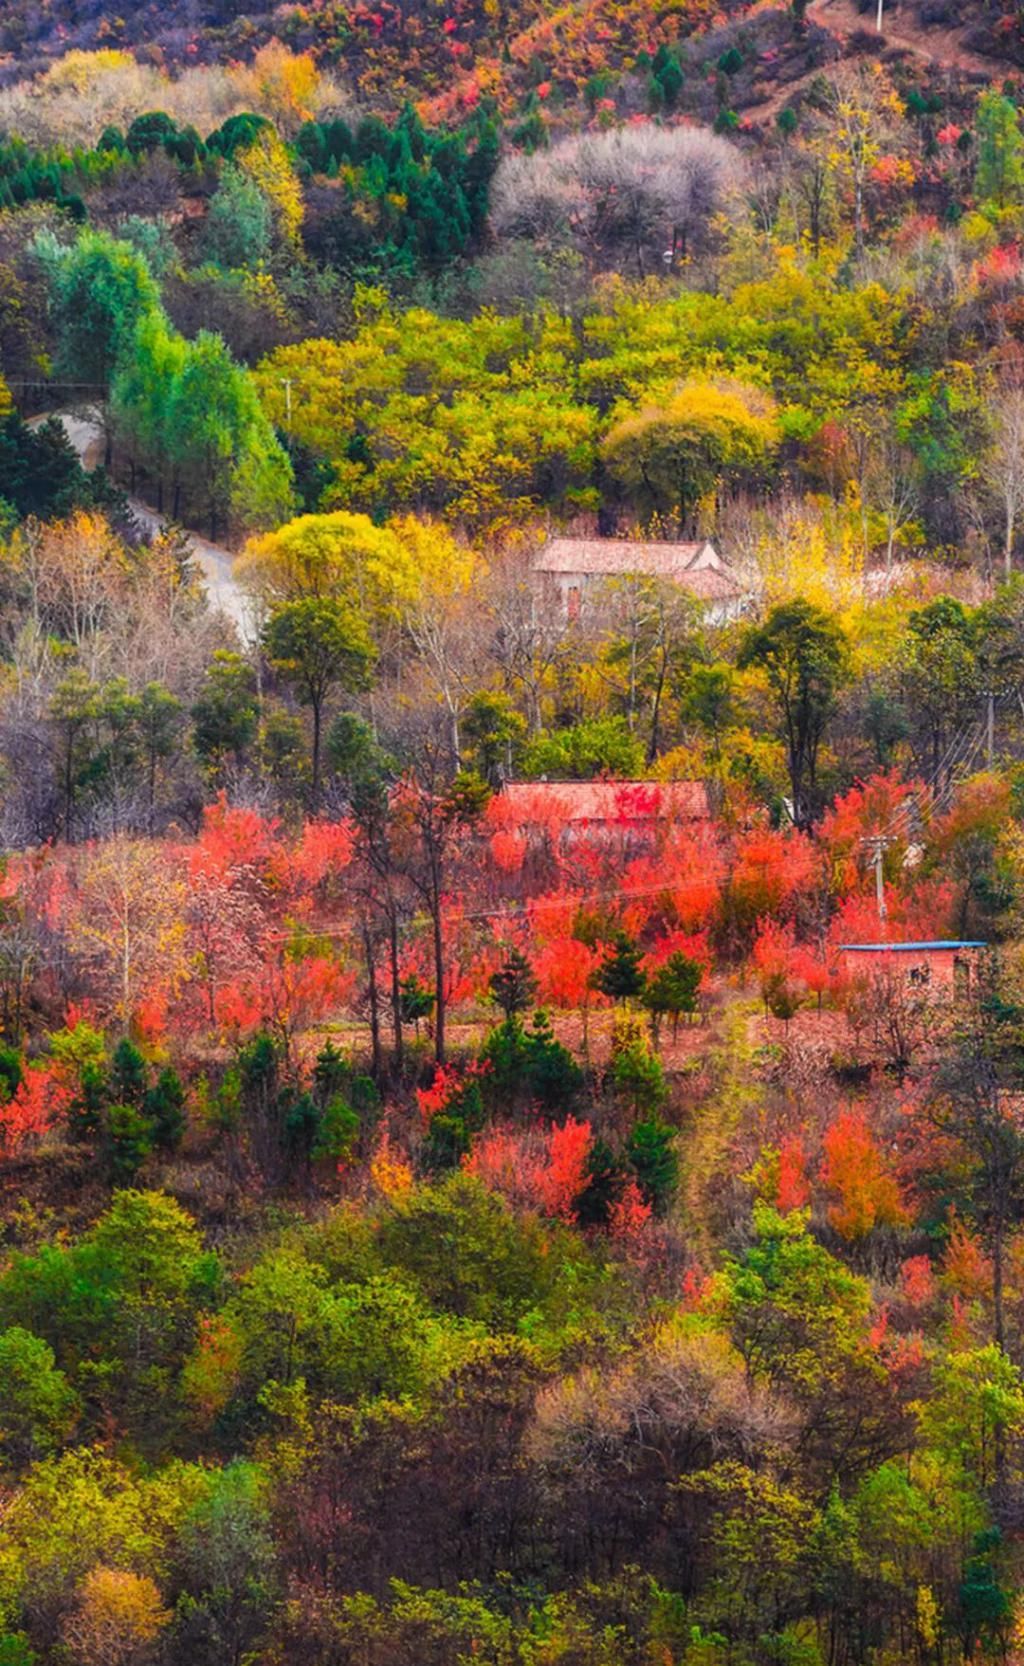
[593,934,646,1003]
[717,1203,874,1399]
[264,596,376,804]
[684,661,735,760]
[489,946,538,1021]
[37,227,162,391]
[110,311,188,511]
[49,670,100,843]
[110,1038,147,1106]
[0,1191,217,1440]
[603,379,779,531]
[898,596,980,781]
[975,91,1024,210]
[0,1327,79,1467]
[375,1172,557,1328]
[627,1117,678,1210]
[173,1461,276,1666]
[203,164,274,269]
[191,651,259,776]
[144,1069,187,1153]
[137,683,183,831]
[479,1010,582,1113]
[522,715,645,780]
[399,974,435,1040]
[463,691,527,787]
[958,1529,1013,1659]
[737,598,850,827]
[611,1030,669,1116]
[165,330,294,536]
[104,1104,155,1182]
[576,1138,626,1227]
[0,412,102,520]
[643,952,702,1041]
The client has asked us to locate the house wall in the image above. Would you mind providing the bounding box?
[839,946,982,993]
[534,570,742,626]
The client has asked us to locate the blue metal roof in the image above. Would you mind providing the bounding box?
[838,941,988,952]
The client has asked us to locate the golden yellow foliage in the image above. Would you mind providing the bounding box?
[371,1130,414,1200]
[247,40,323,133]
[0,41,338,147]
[239,509,480,623]
[603,378,779,529]
[63,1565,170,1666]
[752,496,864,615]
[240,510,416,609]
[238,129,304,248]
[389,514,480,604]
[40,49,136,91]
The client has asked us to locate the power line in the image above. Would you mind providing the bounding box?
[262,871,735,940]
[857,692,1005,922]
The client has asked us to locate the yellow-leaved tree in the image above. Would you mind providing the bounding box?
[239,509,478,619]
[823,63,907,259]
[245,40,326,134]
[63,1565,171,1666]
[240,510,483,756]
[65,835,187,1025]
[602,379,780,535]
[237,128,304,249]
[752,495,865,615]
[238,509,423,620]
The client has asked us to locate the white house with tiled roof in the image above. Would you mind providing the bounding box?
[531,537,743,625]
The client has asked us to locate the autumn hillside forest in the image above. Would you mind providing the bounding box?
[12,0,1024,1659]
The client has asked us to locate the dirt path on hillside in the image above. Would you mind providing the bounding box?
[747,0,1002,120]
[806,0,1001,75]
[32,408,252,637]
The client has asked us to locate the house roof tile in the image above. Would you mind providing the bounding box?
[492,779,711,827]
[531,537,741,599]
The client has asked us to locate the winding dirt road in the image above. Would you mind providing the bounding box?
[34,408,252,636]
[805,0,1000,76]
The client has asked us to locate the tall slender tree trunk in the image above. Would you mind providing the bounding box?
[994,1211,1008,1494]
[389,911,404,1073]
[64,739,74,844]
[363,922,382,1080]
[647,651,668,763]
[432,901,446,1065]
[311,700,322,809]
[430,851,446,1064]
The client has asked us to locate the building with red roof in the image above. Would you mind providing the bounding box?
[493,780,710,830]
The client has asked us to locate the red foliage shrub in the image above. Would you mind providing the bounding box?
[820,1108,909,1239]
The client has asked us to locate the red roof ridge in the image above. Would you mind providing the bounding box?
[492,778,711,825]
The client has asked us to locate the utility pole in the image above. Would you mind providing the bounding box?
[862,834,891,926]
[281,376,293,426]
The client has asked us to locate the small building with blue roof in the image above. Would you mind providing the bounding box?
[837,940,987,995]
